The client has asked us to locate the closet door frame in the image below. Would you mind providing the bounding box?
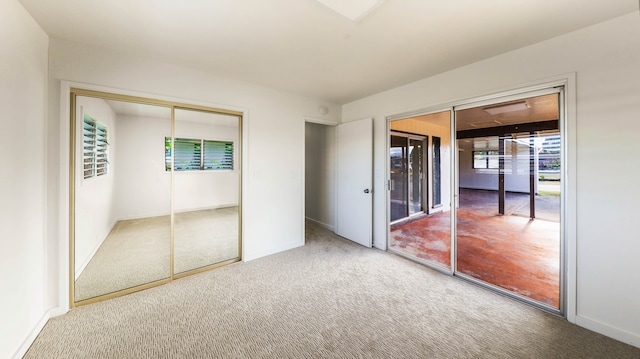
[65,83,245,308]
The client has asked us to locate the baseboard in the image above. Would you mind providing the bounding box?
[243,239,304,262]
[11,310,49,359]
[174,204,238,214]
[75,219,118,280]
[459,187,532,194]
[575,314,640,349]
[305,217,335,232]
[116,204,238,220]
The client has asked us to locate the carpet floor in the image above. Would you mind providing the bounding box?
[26,221,639,358]
[75,207,239,302]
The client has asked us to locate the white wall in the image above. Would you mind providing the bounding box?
[113,114,240,218]
[305,122,336,230]
[112,114,172,219]
[342,12,640,348]
[74,96,118,276]
[0,0,49,358]
[47,37,340,318]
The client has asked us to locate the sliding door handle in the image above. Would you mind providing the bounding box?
[364,189,370,194]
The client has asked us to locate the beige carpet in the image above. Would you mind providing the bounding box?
[174,207,239,274]
[29,221,639,358]
[75,208,239,302]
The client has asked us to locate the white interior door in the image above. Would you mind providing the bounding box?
[336,118,373,247]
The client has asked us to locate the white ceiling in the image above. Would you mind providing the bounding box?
[105,99,171,119]
[20,0,638,104]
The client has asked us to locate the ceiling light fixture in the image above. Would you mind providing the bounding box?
[483,101,530,115]
[316,0,385,22]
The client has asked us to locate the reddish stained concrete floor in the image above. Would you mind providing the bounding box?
[390,189,560,308]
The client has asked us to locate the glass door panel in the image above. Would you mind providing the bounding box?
[455,93,562,310]
[388,111,452,270]
[173,108,241,275]
[432,137,442,207]
[408,138,424,216]
[390,135,408,222]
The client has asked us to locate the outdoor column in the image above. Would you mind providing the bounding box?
[529,131,536,219]
[498,136,505,215]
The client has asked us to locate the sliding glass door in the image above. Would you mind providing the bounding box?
[390,133,426,221]
[388,111,452,270]
[409,138,424,216]
[454,90,563,311]
[387,87,564,314]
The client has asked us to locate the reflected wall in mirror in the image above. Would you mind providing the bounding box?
[74,96,172,302]
[173,108,241,274]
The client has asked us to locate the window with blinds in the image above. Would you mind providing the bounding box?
[96,124,108,176]
[83,114,108,179]
[204,140,233,170]
[473,150,499,169]
[165,137,233,171]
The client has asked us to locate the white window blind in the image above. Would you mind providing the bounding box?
[83,115,96,179]
[204,140,233,170]
[96,123,108,176]
[174,138,201,171]
[83,114,108,179]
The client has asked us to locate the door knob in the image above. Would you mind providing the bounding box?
[364,189,370,194]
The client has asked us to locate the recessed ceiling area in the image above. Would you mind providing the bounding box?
[456,94,559,131]
[315,0,385,22]
[18,0,638,104]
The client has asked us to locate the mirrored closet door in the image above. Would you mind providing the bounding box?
[71,89,242,306]
[173,108,241,275]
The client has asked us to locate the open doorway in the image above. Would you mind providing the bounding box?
[304,121,337,235]
[305,118,373,247]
